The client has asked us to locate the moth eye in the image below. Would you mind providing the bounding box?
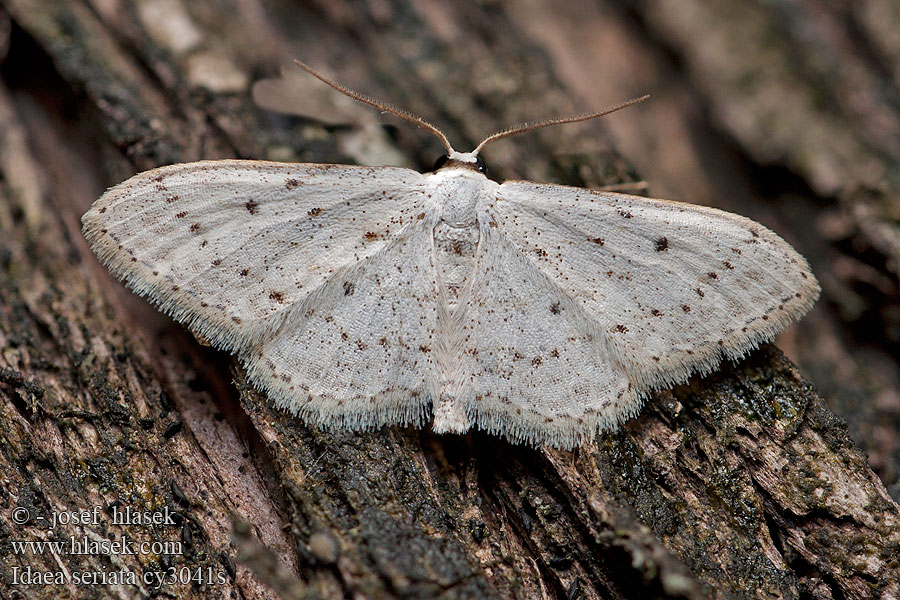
[432,155,449,171]
[475,156,487,174]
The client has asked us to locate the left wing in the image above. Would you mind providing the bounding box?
[82,160,428,353]
[240,216,442,431]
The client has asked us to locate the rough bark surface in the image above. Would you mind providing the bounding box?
[0,1,898,599]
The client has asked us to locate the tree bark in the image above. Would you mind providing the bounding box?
[0,1,897,599]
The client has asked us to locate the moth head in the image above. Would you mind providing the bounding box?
[294,60,648,164]
[432,152,487,174]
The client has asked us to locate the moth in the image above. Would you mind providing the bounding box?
[82,62,819,448]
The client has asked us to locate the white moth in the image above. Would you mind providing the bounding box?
[82,63,820,449]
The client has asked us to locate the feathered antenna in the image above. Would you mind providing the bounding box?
[294,60,454,154]
[472,95,650,155]
[296,60,648,157]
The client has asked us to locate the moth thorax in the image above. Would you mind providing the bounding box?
[437,177,481,227]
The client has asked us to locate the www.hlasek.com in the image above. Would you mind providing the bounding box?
[7,505,228,588]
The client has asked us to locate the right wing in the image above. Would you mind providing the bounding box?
[492,181,819,398]
[447,180,818,449]
[452,223,631,449]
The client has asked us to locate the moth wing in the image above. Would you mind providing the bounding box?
[83,160,428,353]
[493,181,820,396]
[454,223,632,449]
[240,217,441,430]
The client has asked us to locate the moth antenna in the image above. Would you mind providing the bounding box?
[294,60,455,154]
[472,95,650,155]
